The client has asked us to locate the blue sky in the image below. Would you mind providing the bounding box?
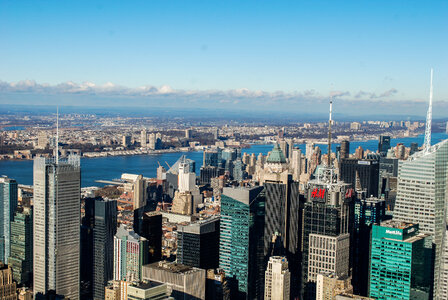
[0,1,447,115]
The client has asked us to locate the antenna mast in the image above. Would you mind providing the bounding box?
[56,106,59,163]
[424,68,433,153]
[327,97,333,167]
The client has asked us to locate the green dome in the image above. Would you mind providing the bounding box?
[266,144,287,163]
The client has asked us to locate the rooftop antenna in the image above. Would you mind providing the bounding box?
[424,68,434,153]
[56,106,59,163]
[327,96,333,167]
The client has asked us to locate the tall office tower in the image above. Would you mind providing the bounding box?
[203,150,219,167]
[0,176,18,264]
[307,234,350,282]
[0,262,17,299]
[340,140,350,160]
[261,146,301,297]
[33,155,81,300]
[80,198,95,298]
[185,128,191,139]
[302,170,354,300]
[8,206,33,286]
[377,135,391,156]
[137,212,162,264]
[378,156,398,210]
[393,139,448,297]
[291,148,302,181]
[264,256,290,300]
[352,197,386,296]
[219,186,265,299]
[93,199,117,300]
[113,225,148,282]
[441,228,448,299]
[354,146,364,159]
[232,159,245,182]
[339,158,379,197]
[221,148,237,172]
[316,272,353,300]
[143,261,206,300]
[177,217,220,269]
[206,269,230,300]
[369,221,433,300]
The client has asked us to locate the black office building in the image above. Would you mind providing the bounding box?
[137,211,163,264]
[378,135,391,156]
[301,180,354,300]
[340,158,379,197]
[177,216,220,269]
[340,140,350,160]
[263,179,302,298]
[92,199,117,300]
[352,196,386,296]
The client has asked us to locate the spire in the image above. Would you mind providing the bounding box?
[56,106,59,164]
[424,68,433,153]
[327,97,333,167]
[355,170,362,191]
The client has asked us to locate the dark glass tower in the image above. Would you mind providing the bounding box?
[138,211,162,264]
[177,216,220,269]
[301,176,354,300]
[352,196,386,296]
[219,186,265,299]
[8,206,33,286]
[340,158,380,197]
[263,179,302,297]
[92,199,117,300]
[378,135,391,156]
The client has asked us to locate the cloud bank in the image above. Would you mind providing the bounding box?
[0,79,445,117]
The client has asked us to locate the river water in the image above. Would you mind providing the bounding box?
[1,133,446,187]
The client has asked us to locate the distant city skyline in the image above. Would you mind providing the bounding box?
[0,0,447,115]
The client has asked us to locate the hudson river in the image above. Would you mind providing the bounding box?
[1,133,446,187]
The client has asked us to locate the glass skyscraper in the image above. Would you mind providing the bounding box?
[33,156,81,300]
[0,176,18,264]
[219,186,265,299]
[393,139,448,298]
[8,206,33,286]
[369,221,433,300]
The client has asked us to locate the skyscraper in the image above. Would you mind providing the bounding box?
[340,141,350,160]
[0,262,17,299]
[301,170,354,299]
[393,139,448,297]
[113,225,148,282]
[264,256,290,300]
[177,216,220,269]
[93,199,117,300]
[378,135,391,156]
[137,211,162,264]
[33,155,81,300]
[8,206,33,286]
[339,158,379,197]
[219,186,265,299]
[0,176,18,264]
[369,221,433,300]
[352,197,386,295]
